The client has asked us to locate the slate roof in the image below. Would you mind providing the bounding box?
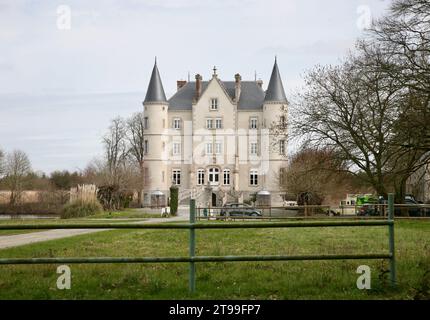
[264,59,287,103]
[168,80,266,110]
[144,61,167,103]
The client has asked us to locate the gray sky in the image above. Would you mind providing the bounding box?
[0,0,391,174]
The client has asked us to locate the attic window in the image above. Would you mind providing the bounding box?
[210,98,218,110]
[173,118,181,129]
[250,117,258,129]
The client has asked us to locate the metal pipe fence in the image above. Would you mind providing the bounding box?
[0,195,398,293]
[196,203,430,221]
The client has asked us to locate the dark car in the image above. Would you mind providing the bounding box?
[360,195,429,217]
[220,203,262,217]
[395,197,427,217]
[357,204,381,216]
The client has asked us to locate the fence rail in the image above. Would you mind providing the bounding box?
[0,194,398,293]
[196,202,430,221]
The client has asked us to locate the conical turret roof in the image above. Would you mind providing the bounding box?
[144,59,167,103]
[264,58,287,103]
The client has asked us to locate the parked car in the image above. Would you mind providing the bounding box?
[395,196,428,217]
[220,203,262,217]
[358,195,430,217]
[357,204,381,216]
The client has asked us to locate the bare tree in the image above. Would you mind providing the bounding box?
[371,0,430,94]
[368,0,430,151]
[284,44,429,202]
[4,150,31,205]
[126,112,146,206]
[103,117,129,186]
[91,117,145,210]
[0,148,4,177]
[282,147,357,205]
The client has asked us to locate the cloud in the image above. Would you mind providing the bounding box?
[0,0,392,173]
[260,39,355,57]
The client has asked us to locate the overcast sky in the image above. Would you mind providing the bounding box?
[0,0,391,174]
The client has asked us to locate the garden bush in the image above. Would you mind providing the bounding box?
[61,199,103,219]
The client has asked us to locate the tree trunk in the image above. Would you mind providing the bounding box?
[394,178,408,217]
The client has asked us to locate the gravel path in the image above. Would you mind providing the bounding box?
[0,211,188,250]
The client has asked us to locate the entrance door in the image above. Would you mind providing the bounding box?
[212,193,217,207]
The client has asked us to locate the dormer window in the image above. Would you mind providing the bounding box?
[250,117,258,129]
[210,98,218,110]
[173,118,181,130]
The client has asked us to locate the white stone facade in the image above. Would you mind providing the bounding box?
[142,60,288,207]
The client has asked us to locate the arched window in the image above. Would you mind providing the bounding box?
[197,169,205,185]
[208,167,220,185]
[223,169,231,185]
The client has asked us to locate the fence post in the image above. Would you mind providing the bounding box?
[189,199,196,294]
[388,193,396,287]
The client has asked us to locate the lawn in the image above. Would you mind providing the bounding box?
[0,209,159,235]
[0,220,429,299]
[88,209,163,219]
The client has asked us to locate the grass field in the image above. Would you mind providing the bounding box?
[0,209,161,235]
[0,219,429,299]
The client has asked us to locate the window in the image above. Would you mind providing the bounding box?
[208,167,220,184]
[279,168,285,185]
[144,167,149,185]
[279,140,285,155]
[206,119,214,129]
[162,171,165,183]
[173,142,181,155]
[206,143,213,155]
[250,142,258,155]
[144,140,149,154]
[250,117,258,129]
[172,169,181,185]
[210,98,218,110]
[144,117,149,129]
[215,142,222,154]
[280,115,286,127]
[223,169,231,185]
[215,118,222,129]
[173,118,181,129]
[197,169,205,185]
[250,169,258,186]
[163,119,165,128]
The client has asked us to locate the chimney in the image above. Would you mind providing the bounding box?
[177,80,187,91]
[256,79,263,88]
[194,74,202,100]
[235,73,242,102]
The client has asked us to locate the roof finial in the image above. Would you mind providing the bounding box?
[213,65,217,77]
[155,56,157,65]
[275,55,277,63]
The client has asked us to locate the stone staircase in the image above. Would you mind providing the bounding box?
[179,187,205,205]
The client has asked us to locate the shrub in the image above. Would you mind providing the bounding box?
[61,200,103,219]
[170,185,178,216]
[96,184,133,210]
